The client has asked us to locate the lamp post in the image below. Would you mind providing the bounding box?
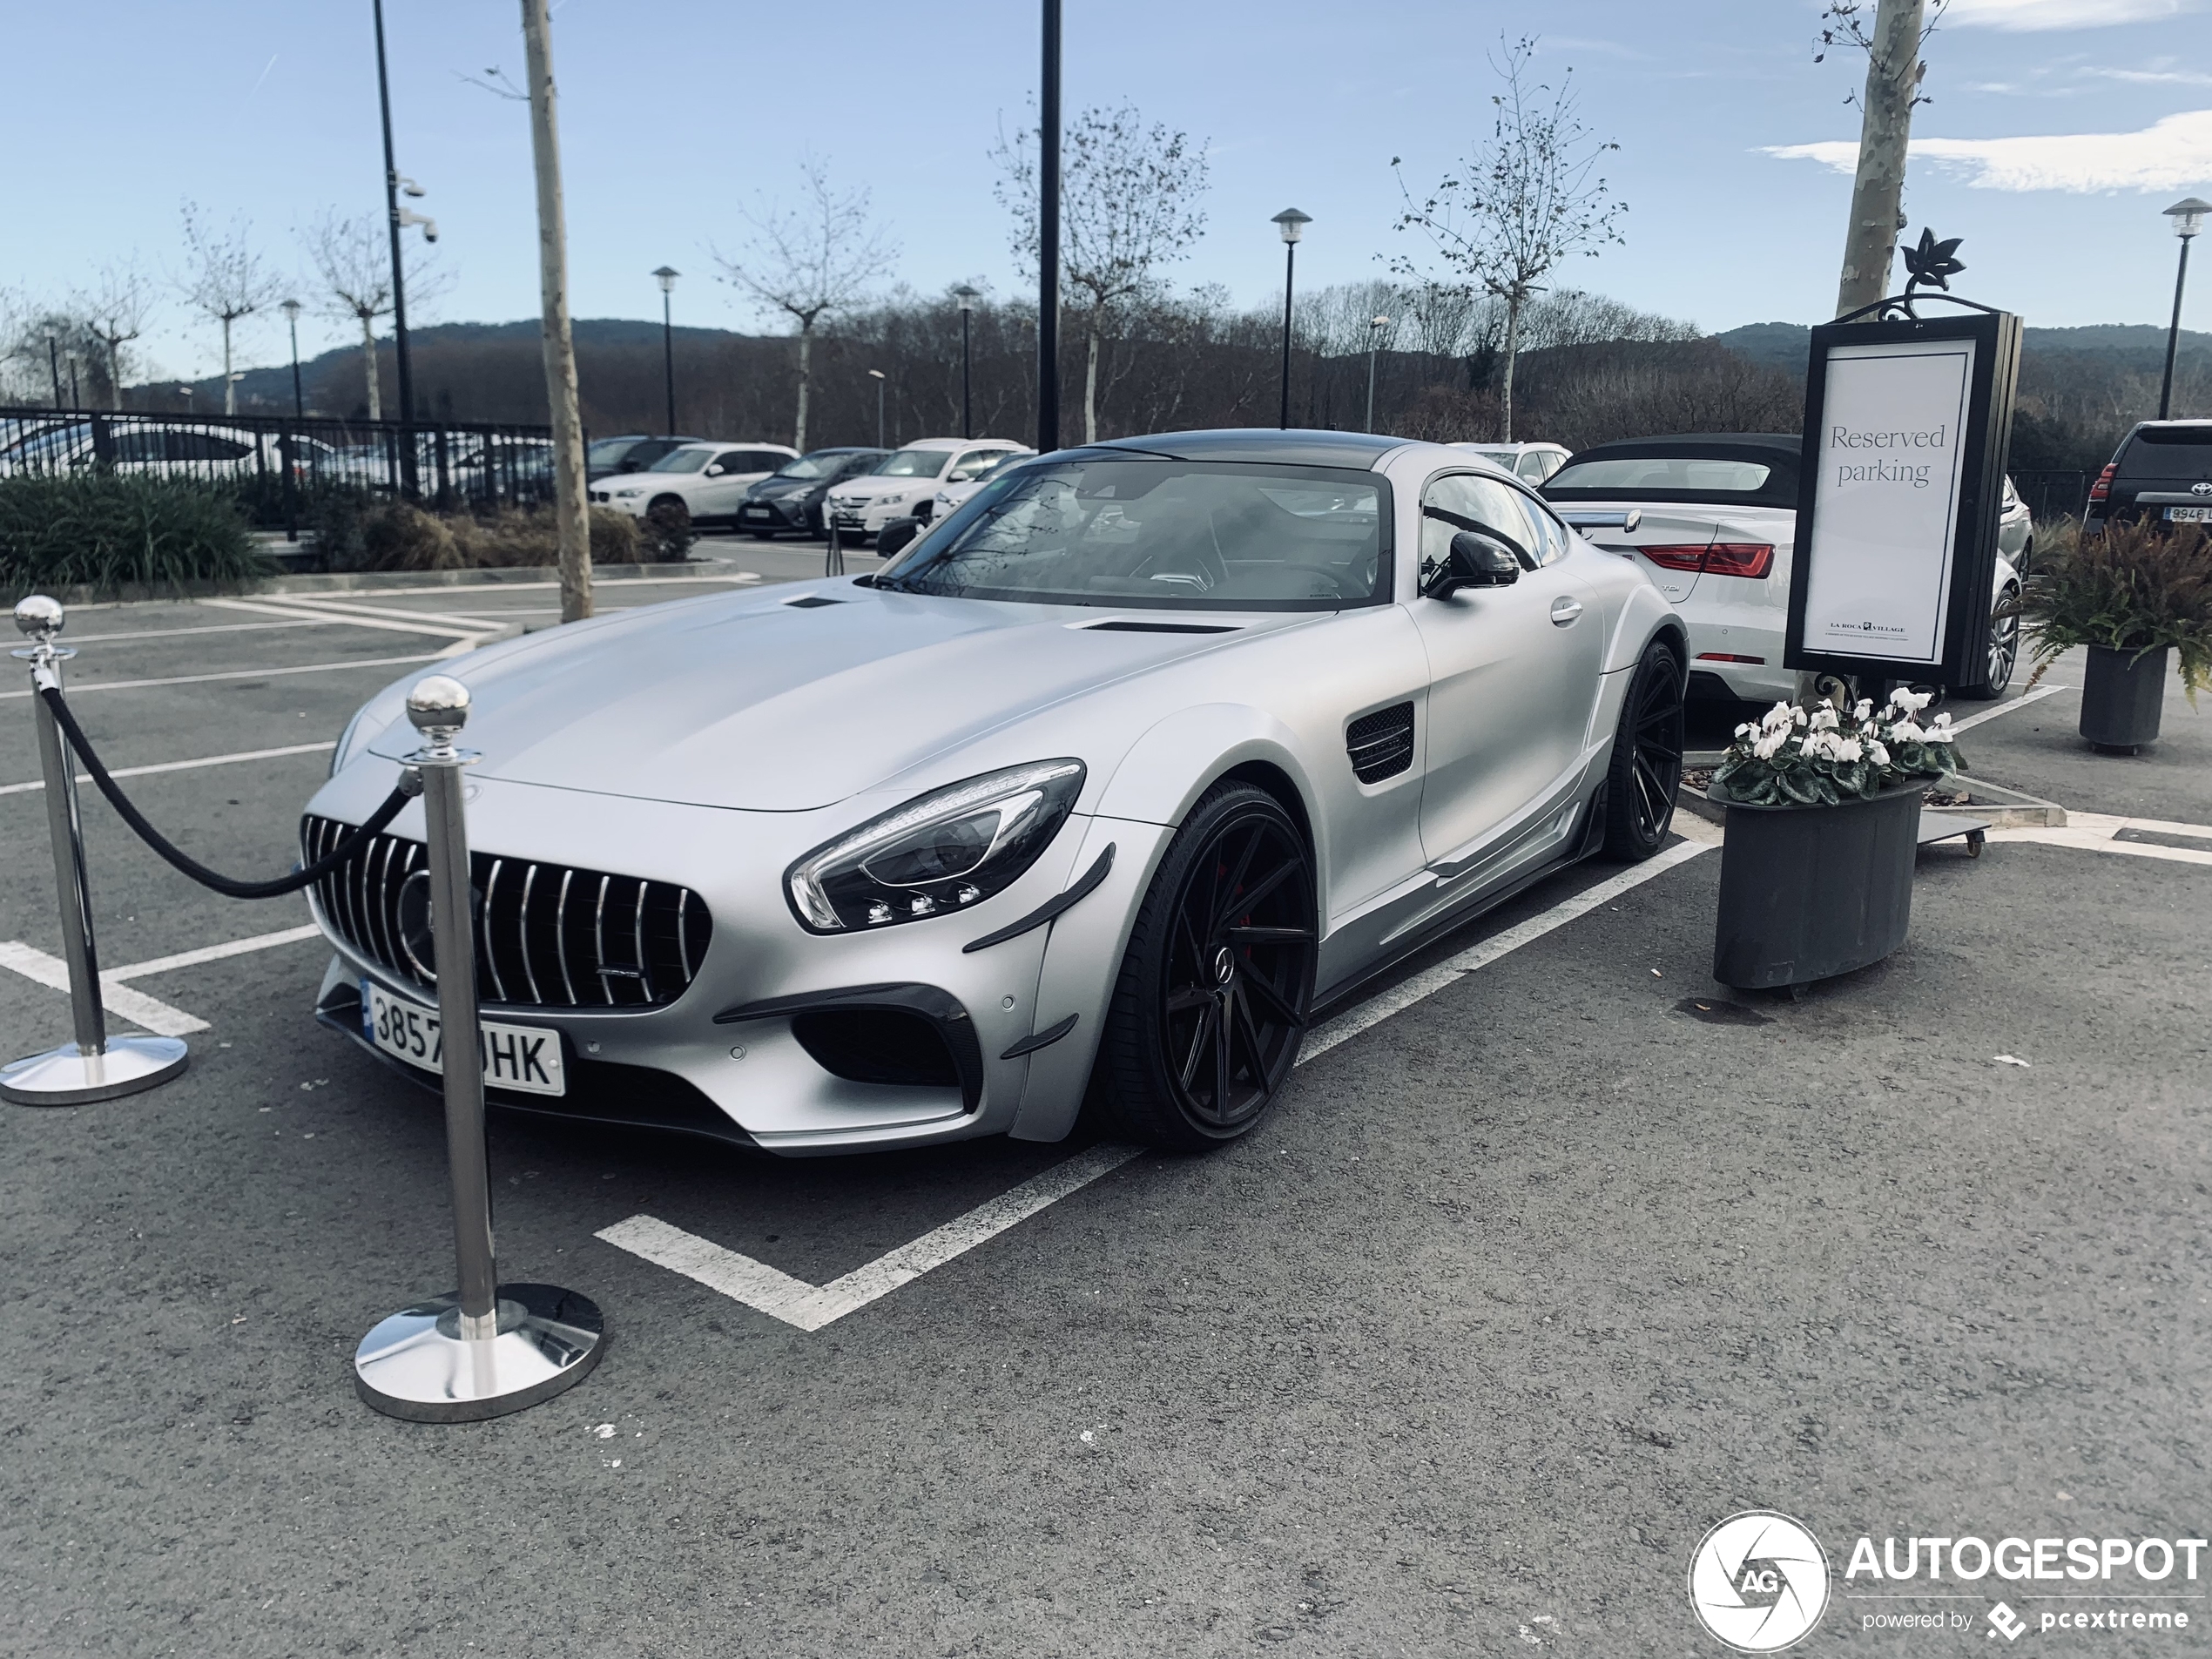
[1036,0,1062,454]
[47,335,64,410]
[868,368,887,448]
[954,284,980,440]
[1271,209,1311,429]
[1365,314,1390,434]
[373,0,438,496]
[281,298,305,418]
[2158,198,2208,421]
[652,266,679,436]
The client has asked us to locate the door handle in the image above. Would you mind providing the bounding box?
[1550,596,1584,626]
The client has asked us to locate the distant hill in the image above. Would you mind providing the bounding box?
[1716,320,2212,375]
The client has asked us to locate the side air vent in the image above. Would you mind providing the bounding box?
[1346,701,1415,784]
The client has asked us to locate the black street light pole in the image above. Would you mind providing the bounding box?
[869,368,887,448]
[1271,208,1310,429]
[653,266,679,435]
[1036,0,1062,454]
[1366,314,1389,433]
[47,337,64,409]
[2158,198,2208,421]
[281,298,306,417]
[954,284,980,440]
[373,0,418,496]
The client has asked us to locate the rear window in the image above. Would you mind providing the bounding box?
[1544,448,1798,509]
[2117,425,2212,477]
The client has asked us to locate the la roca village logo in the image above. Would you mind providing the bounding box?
[1689,1511,1832,1652]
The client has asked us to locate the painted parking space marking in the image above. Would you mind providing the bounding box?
[0,924,327,1037]
[600,836,1720,1332]
[0,741,334,797]
[199,596,505,644]
[1948,682,2068,733]
[104,923,324,981]
[597,1143,1146,1332]
[0,652,443,700]
[1987,811,2212,867]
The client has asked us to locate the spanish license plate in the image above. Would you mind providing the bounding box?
[362,979,566,1096]
[740,505,771,519]
[2166,505,2212,523]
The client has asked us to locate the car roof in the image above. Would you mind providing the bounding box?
[806,445,890,455]
[1091,428,1406,467]
[1567,433,1800,460]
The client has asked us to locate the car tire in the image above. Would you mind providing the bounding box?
[1952,586,2021,701]
[1600,636,1685,861]
[1094,782,1318,1150]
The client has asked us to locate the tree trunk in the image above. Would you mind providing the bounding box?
[222,316,235,415]
[359,314,383,422]
[795,326,813,453]
[1083,321,1100,445]
[521,0,593,624]
[1499,293,1522,443]
[1835,0,1925,318]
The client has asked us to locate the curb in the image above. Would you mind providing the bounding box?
[16,557,745,609]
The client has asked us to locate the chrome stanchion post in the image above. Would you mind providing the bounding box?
[826,516,843,578]
[2,597,188,1106]
[353,674,604,1421]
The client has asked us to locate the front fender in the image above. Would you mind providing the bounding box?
[1603,579,1686,676]
[1092,701,1323,833]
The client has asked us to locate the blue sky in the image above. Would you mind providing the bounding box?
[8,0,2210,381]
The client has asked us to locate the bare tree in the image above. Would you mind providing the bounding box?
[177,201,281,414]
[995,103,1210,443]
[304,208,395,420]
[67,263,156,408]
[714,160,896,452]
[1817,1,1948,316]
[1392,37,1625,441]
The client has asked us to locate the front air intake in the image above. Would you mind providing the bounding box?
[1346,701,1415,783]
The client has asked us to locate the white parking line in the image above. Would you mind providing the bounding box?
[600,837,1718,1331]
[199,597,500,643]
[1986,811,2212,867]
[0,653,442,700]
[597,1143,1146,1332]
[0,741,334,797]
[0,941,208,1036]
[1949,682,2067,733]
[105,923,324,981]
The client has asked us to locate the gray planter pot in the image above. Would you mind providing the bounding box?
[2080,644,2169,754]
[1711,784,1924,991]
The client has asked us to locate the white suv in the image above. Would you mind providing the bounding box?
[589,442,797,527]
[826,438,1031,541]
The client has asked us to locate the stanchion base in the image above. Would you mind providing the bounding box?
[1,1037,188,1105]
[354,1282,605,1423]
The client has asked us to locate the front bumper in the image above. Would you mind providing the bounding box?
[738,496,808,530]
[588,489,654,517]
[300,759,1169,1156]
[826,498,919,536]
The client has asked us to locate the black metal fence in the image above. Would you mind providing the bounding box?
[0,407,558,530]
[2013,469,2088,523]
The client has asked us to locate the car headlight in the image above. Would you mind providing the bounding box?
[612,484,646,497]
[785,759,1085,933]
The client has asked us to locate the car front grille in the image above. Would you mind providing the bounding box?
[300,814,711,1009]
[1345,702,1415,783]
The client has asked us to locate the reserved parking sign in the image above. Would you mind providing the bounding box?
[1784,306,2022,688]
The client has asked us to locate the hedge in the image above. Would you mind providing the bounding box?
[0,473,271,592]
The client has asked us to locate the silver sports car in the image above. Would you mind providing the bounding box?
[302,429,1687,1155]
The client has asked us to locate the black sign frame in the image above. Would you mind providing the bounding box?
[1784,305,2022,688]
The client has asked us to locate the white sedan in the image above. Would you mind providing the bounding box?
[826,438,1032,540]
[1541,433,2022,703]
[589,442,798,527]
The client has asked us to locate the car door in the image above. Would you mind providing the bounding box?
[693,449,757,516]
[1411,470,1603,872]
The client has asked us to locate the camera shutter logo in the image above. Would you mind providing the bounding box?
[1687,1511,1831,1652]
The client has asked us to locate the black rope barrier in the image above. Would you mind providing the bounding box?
[40,686,415,900]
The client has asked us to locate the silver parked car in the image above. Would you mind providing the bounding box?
[302,430,1687,1155]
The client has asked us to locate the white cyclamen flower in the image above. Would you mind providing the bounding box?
[1866,739,1891,767]
[1891,718,1927,743]
[1761,701,1794,732]
[1889,687,1932,714]
[1853,698,1874,721]
[1752,729,1787,760]
[1810,705,1840,731]
[1791,707,1810,727]
[1833,736,1864,763]
[1734,722,1757,741]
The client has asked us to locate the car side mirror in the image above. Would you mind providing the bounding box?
[705,464,725,477]
[1425,529,1522,598]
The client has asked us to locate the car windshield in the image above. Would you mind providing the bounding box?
[2118,425,2212,477]
[647,448,714,473]
[1548,456,1772,493]
[874,448,954,479]
[585,438,638,468]
[877,458,1389,611]
[774,452,849,480]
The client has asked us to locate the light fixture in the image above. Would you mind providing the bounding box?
[653,265,679,293]
[2165,198,2209,240]
[1271,207,1312,246]
[954,283,980,313]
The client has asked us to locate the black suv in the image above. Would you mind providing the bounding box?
[2082,421,2212,535]
[585,434,703,482]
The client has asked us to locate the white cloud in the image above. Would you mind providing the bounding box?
[1765,108,2212,192]
[2087,65,2212,85]
[1946,0,2206,28]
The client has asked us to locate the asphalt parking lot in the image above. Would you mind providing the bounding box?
[3,549,2207,1657]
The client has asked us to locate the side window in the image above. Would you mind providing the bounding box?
[1421,472,1543,572]
[1516,453,1548,484]
[740,450,785,473]
[711,450,749,473]
[947,449,997,482]
[1520,494,1572,566]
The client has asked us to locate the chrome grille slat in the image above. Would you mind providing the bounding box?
[482,859,507,1003]
[299,814,708,1011]
[516,863,543,1005]
[554,867,577,1004]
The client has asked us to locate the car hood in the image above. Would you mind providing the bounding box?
[831,474,941,500]
[365,584,1302,812]
[750,475,820,500]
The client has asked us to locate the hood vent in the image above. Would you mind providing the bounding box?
[784,594,846,609]
[1080,618,1239,635]
[1346,702,1415,783]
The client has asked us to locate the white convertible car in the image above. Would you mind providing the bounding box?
[302,430,1687,1154]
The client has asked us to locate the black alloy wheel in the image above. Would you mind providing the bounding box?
[1602,637,1685,860]
[1097,783,1318,1149]
[1955,589,2020,701]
